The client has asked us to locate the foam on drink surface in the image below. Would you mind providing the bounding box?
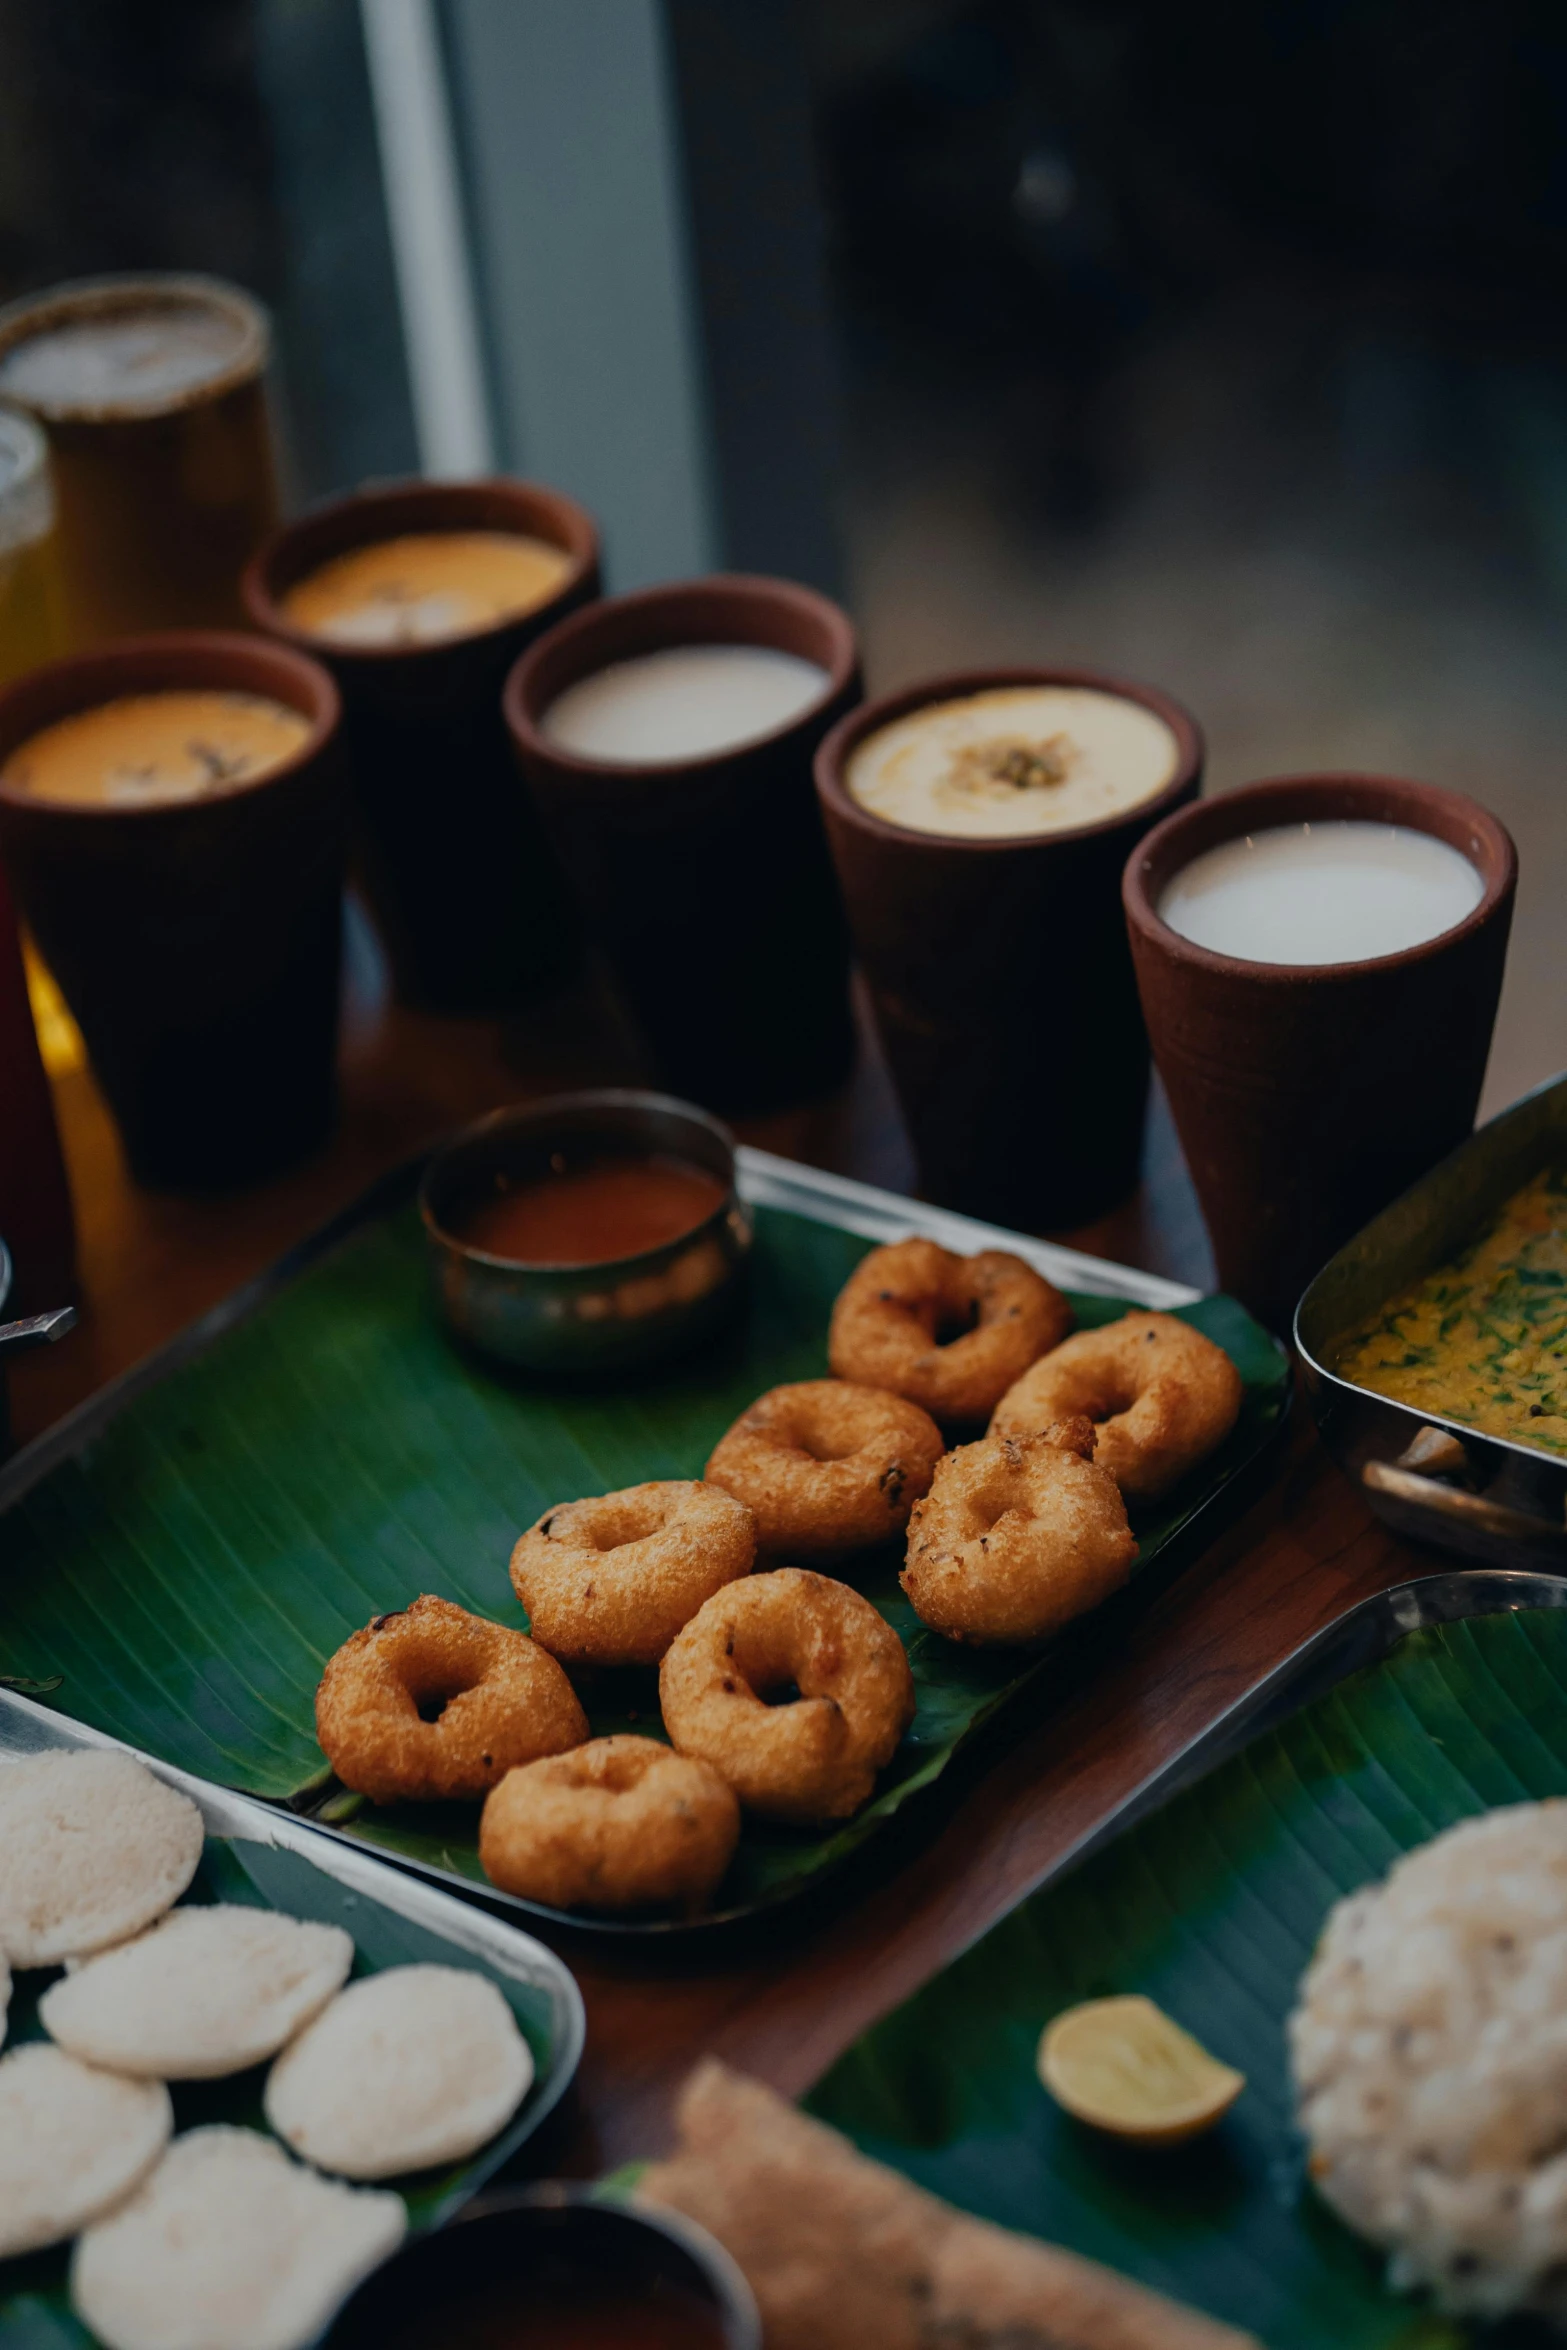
[0,304,254,418]
[541,645,829,764]
[2,691,313,809]
[845,686,1180,839]
[280,531,576,649]
[1157,820,1484,965]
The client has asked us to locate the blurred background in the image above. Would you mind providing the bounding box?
[2,0,1564,1121]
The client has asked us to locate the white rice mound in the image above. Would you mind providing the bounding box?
[1290,1799,1567,2321]
[40,1905,355,2078]
[264,1963,534,2179]
[71,2126,406,2350]
[0,2043,172,2258]
[0,1752,204,1966]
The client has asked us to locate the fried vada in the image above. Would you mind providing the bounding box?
[828,1238,1072,1425]
[659,1569,914,1825]
[704,1379,943,1561]
[480,1735,740,1915]
[990,1310,1242,1502]
[902,1419,1136,1645]
[315,1594,586,1804]
[510,1479,754,1668]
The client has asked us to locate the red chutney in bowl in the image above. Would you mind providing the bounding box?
[456,1154,727,1267]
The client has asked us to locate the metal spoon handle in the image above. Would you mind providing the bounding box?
[0,1305,78,1357]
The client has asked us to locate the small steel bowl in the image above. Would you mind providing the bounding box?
[419,1089,753,1375]
[321,2183,761,2350]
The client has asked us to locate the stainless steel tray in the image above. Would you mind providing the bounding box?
[1006,1566,1567,1904]
[735,1147,1200,1307]
[1296,1068,1567,1568]
[0,1683,585,2199]
[805,1573,1567,2350]
[0,1145,1196,1518]
[0,1143,1261,1947]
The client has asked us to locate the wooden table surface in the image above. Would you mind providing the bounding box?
[6,922,1433,2174]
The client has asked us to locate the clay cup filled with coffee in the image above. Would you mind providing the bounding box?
[245,477,598,1014]
[816,665,1202,1231]
[0,632,347,1189]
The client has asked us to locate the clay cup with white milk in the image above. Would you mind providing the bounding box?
[506,575,860,1117]
[1124,773,1517,1327]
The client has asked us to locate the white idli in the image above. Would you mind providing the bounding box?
[0,1751,204,1966]
[1291,1799,1567,2321]
[0,2042,172,2257]
[40,1905,355,2079]
[264,1963,533,2178]
[71,2126,404,2350]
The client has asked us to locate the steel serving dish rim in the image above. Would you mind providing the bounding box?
[0,1144,1225,1945]
[984,1568,1567,1939]
[1294,1066,1567,1562]
[1294,1064,1567,1469]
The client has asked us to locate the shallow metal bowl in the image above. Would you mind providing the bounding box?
[1296,1068,1567,1567]
[419,1089,753,1375]
[322,2183,761,2350]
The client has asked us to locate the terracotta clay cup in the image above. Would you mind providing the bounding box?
[505,575,860,1116]
[244,477,598,1014]
[1124,774,1517,1331]
[0,631,346,1191]
[815,666,1202,1232]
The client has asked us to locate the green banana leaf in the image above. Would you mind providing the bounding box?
[1,1832,564,2350]
[0,1201,1287,1925]
[806,1605,1567,2350]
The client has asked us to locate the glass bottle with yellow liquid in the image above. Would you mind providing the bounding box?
[0,402,62,688]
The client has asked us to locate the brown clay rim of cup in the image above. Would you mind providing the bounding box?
[1123,772,1518,984]
[0,630,341,818]
[813,663,1204,854]
[504,572,859,777]
[0,274,269,422]
[241,477,600,671]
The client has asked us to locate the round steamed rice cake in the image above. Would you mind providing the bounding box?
[40,1905,355,2079]
[1290,1799,1567,2321]
[71,2126,405,2350]
[263,1963,533,2178]
[0,1751,204,1966]
[0,2043,172,2258]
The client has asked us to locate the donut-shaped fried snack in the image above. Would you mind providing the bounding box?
[828,1238,1072,1424]
[902,1420,1136,1646]
[510,1480,755,1668]
[479,1735,740,1915]
[659,1569,914,1825]
[704,1380,943,1561]
[316,1594,586,1804]
[990,1311,1243,1503]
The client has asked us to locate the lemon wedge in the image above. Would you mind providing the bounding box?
[1037,1994,1244,2145]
